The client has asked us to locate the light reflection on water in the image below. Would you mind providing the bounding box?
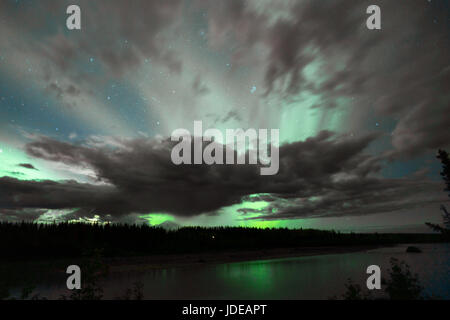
[23,243,450,299]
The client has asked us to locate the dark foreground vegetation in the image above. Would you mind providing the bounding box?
[0,222,448,261]
[1,249,144,300]
[335,258,439,300]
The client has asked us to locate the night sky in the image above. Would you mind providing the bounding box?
[0,0,449,232]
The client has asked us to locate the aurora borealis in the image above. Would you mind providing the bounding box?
[0,0,449,231]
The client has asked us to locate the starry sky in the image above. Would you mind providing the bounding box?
[0,0,449,232]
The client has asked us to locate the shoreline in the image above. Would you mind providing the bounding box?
[105,245,382,273]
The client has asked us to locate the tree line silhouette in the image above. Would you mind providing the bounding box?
[0,222,446,260]
[426,149,450,235]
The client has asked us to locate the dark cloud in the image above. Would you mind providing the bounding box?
[0,0,447,224]
[192,75,210,96]
[0,208,48,223]
[2,0,446,157]
[0,132,443,222]
[221,111,242,124]
[202,0,450,155]
[1,0,183,76]
[209,110,242,125]
[0,176,115,212]
[247,177,445,221]
[18,163,38,170]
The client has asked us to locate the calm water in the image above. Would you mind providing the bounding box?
[19,243,450,299]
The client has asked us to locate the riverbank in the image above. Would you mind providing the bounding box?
[1,245,380,284]
[104,245,381,273]
[4,243,449,300]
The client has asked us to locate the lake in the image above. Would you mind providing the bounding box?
[13,243,450,299]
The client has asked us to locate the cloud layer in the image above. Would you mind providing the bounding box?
[0,132,445,221]
[0,0,448,225]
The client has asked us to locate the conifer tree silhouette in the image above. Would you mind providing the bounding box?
[426,149,450,233]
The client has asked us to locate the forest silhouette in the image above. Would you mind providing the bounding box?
[0,222,446,260]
